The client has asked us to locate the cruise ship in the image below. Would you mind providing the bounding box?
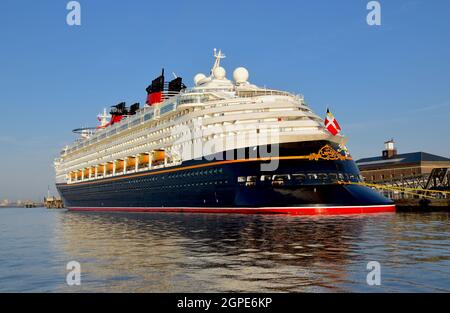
[55,50,395,215]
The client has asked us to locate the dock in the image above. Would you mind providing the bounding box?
[44,196,64,209]
[395,199,450,212]
[24,201,38,208]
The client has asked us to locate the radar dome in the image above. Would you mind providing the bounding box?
[194,73,206,86]
[233,67,249,84]
[213,66,226,80]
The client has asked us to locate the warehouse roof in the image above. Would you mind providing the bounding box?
[356,152,450,167]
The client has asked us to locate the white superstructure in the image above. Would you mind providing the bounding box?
[55,50,345,185]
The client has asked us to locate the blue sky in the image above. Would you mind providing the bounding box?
[0,0,449,200]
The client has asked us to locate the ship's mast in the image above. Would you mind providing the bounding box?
[211,48,226,74]
[97,108,110,127]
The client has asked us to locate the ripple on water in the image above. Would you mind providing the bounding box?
[0,208,449,292]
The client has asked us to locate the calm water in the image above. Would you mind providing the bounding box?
[0,207,449,292]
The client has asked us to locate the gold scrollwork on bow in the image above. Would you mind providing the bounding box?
[308,145,351,161]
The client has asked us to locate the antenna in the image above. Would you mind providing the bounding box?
[211,48,226,74]
[97,108,110,127]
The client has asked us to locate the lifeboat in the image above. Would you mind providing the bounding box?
[152,149,165,166]
[115,160,124,172]
[138,154,149,168]
[126,157,136,171]
[97,164,105,175]
[106,162,114,174]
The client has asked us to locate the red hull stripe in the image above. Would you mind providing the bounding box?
[68,205,396,215]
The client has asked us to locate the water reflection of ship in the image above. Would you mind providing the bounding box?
[55,211,383,292]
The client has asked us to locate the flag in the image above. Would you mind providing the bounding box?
[324,109,341,136]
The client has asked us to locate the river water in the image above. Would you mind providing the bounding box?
[0,207,448,292]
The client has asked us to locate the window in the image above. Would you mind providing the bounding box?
[260,175,272,182]
[246,176,257,187]
[144,112,154,121]
[292,174,306,183]
[272,174,290,186]
[328,173,338,182]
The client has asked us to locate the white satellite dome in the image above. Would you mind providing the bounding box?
[213,66,226,80]
[194,73,206,86]
[233,67,249,84]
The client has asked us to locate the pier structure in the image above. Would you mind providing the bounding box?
[24,201,37,208]
[44,196,64,209]
[356,140,450,211]
[356,140,450,199]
